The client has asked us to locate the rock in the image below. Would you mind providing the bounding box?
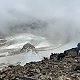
[43,57,48,61]
[15,76,36,80]
[74,66,80,71]
[65,48,78,57]
[0,47,80,79]
[71,74,76,78]
[58,75,71,80]
[57,53,66,60]
[8,65,15,68]
[20,43,36,53]
[50,53,57,61]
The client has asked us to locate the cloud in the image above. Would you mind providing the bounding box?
[0,0,80,44]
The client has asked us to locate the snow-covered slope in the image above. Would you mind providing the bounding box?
[0,33,78,69]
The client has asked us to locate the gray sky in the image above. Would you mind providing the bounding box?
[0,0,80,24]
[0,0,80,44]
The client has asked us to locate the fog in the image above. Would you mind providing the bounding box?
[0,0,80,45]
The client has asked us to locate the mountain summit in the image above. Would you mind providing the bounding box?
[20,43,37,53]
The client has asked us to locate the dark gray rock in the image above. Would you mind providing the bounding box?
[20,43,36,53]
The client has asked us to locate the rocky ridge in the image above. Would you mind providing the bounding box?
[0,47,80,80]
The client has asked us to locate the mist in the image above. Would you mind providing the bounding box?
[0,0,80,45]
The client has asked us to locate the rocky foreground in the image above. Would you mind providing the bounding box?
[0,48,80,80]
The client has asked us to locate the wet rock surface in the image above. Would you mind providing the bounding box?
[0,48,80,80]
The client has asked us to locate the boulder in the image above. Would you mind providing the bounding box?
[20,43,36,53]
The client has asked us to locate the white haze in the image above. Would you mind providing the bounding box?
[1,0,80,69]
[0,0,80,45]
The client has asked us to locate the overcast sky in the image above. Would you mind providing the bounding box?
[0,0,80,25]
[0,0,80,43]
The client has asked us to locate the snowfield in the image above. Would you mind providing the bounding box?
[0,33,78,69]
